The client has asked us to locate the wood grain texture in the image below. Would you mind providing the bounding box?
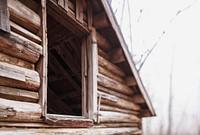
[0,62,40,91]
[0,86,39,103]
[0,0,10,32]
[96,31,112,51]
[0,98,41,121]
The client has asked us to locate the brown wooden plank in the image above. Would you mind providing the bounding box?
[95,123,139,128]
[96,31,112,51]
[126,76,137,86]
[98,55,125,77]
[93,12,110,29]
[87,0,92,30]
[98,91,141,111]
[132,94,145,104]
[0,31,42,63]
[0,52,34,70]
[0,98,41,122]
[109,47,126,64]
[0,0,10,32]
[76,0,83,23]
[98,74,134,95]
[98,47,110,60]
[99,111,141,123]
[10,21,42,44]
[0,86,39,103]
[0,62,40,91]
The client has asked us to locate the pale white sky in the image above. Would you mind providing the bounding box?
[111,0,200,134]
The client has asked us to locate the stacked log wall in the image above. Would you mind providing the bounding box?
[0,0,42,122]
[96,31,142,131]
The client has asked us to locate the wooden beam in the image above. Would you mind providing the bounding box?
[109,47,126,64]
[0,62,40,91]
[93,12,110,29]
[0,0,10,32]
[98,47,110,60]
[0,127,141,134]
[0,31,42,63]
[95,123,139,128]
[98,66,125,83]
[99,111,141,123]
[10,21,42,44]
[98,91,141,111]
[98,85,134,102]
[0,86,39,103]
[96,31,112,51]
[8,0,41,33]
[0,52,34,70]
[58,0,68,12]
[132,94,145,104]
[45,114,93,127]
[0,98,41,122]
[98,55,125,77]
[76,0,83,23]
[100,104,139,115]
[126,76,137,86]
[87,0,92,30]
[98,74,134,95]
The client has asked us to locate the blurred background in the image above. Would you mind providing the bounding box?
[109,0,200,134]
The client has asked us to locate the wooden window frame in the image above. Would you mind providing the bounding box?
[40,1,97,127]
[0,0,10,32]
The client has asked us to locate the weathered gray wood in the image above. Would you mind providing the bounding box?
[95,123,139,128]
[0,98,41,121]
[100,104,140,115]
[0,0,10,32]
[0,127,142,135]
[0,52,34,70]
[0,31,42,63]
[0,62,40,91]
[98,91,141,111]
[8,0,41,33]
[98,55,125,77]
[99,111,141,123]
[98,74,134,95]
[10,21,42,44]
[0,86,39,103]
[87,29,98,121]
[45,114,93,127]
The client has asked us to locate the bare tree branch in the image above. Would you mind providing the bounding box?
[120,0,126,27]
[127,0,133,50]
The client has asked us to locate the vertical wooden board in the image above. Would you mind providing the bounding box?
[37,0,47,117]
[58,0,68,12]
[0,0,10,32]
[87,0,92,30]
[87,28,98,121]
[76,0,83,23]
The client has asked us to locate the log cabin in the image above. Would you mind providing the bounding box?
[0,0,155,134]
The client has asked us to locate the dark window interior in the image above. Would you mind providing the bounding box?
[47,15,82,116]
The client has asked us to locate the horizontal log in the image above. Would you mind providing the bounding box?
[132,94,145,104]
[98,47,110,60]
[98,74,134,95]
[98,66,125,83]
[99,111,141,123]
[45,114,93,127]
[0,98,41,122]
[0,31,42,63]
[126,76,137,86]
[98,91,141,111]
[10,21,42,44]
[0,86,39,103]
[98,55,125,77]
[109,47,126,64]
[100,104,140,115]
[93,12,110,29]
[98,85,134,102]
[95,123,139,128]
[0,127,142,135]
[0,62,40,91]
[0,52,34,70]
[8,0,41,33]
[96,31,112,51]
